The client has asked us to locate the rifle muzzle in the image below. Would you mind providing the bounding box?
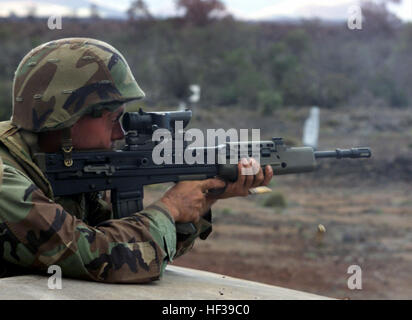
[314,147,372,159]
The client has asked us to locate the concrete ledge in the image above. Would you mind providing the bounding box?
[0,266,331,300]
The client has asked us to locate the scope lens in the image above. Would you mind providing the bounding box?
[122,112,131,131]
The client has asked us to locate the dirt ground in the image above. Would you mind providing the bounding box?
[143,105,412,300]
[145,180,412,300]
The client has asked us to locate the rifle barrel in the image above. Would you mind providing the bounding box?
[314,147,371,159]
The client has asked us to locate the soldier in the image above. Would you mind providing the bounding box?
[0,38,273,283]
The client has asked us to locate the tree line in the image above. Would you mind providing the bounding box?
[0,0,411,121]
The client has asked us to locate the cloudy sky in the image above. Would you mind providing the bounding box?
[0,0,411,21]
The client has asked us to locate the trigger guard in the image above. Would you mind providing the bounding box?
[207,182,228,196]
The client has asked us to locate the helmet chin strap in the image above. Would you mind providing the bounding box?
[61,128,73,167]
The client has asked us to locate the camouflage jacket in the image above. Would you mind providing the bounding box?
[0,121,212,283]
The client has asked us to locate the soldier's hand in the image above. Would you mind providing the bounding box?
[160,179,226,223]
[211,158,273,199]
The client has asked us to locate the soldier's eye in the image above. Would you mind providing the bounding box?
[111,113,122,123]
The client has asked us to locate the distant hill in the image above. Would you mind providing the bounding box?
[0,10,410,120]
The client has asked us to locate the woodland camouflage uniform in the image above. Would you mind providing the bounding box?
[0,38,211,283]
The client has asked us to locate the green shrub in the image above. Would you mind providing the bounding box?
[221,208,232,215]
[259,91,283,115]
[264,192,287,209]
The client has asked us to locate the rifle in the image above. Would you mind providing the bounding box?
[34,109,371,235]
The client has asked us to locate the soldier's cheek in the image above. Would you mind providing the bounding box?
[111,122,125,142]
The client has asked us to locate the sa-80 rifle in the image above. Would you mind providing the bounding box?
[34,109,371,235]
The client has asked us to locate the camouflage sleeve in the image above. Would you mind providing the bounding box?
[0,164,177,283]
[0,157,3,192]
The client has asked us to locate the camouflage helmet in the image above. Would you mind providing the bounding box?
[11,37,145,132]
